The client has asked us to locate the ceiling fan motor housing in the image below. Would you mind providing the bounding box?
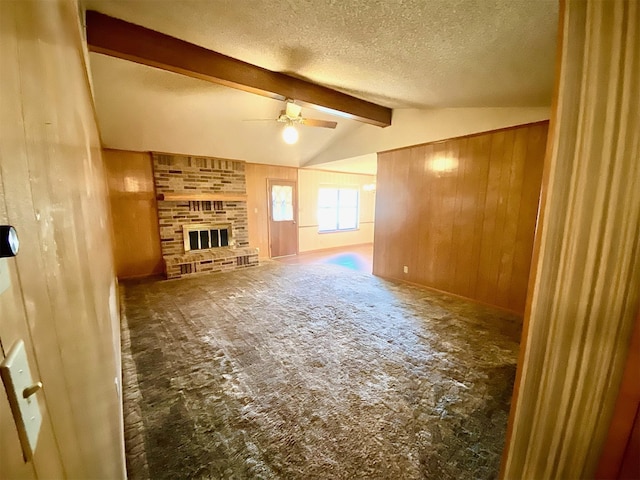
[285,101,303,119]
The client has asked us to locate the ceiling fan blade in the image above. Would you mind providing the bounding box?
[285,101,302,118]
[242,118,277,122]
[301,118,338,129]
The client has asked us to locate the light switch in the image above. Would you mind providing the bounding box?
[0,340,43,461]
[0,258,10,294]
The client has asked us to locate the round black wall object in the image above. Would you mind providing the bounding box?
[0,225,19,257]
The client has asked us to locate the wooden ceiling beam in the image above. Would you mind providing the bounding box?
[85,11,392,127]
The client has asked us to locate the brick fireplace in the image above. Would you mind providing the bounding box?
[153,152,258,279]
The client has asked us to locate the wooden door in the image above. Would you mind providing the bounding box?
[267,179,298,257]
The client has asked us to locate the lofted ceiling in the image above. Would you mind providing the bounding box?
[83,0,558,173]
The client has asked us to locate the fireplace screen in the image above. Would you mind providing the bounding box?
[183,224,231,252]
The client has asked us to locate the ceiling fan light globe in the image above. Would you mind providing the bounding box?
[282,125,299,144]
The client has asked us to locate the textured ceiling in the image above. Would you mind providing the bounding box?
[83,0,558,170]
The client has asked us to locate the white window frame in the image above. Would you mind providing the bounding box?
[317,187,359,233]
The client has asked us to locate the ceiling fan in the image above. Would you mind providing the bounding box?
[245,100,338,144]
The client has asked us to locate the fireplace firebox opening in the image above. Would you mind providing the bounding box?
[183,224,232,252]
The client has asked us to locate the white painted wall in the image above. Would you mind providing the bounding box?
[298,169,376,252]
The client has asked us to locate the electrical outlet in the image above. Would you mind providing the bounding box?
[403,265,408,274]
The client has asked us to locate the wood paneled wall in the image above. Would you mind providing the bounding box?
[504,2,640,476]
[0,1,125,478]
[374,121,548,313]
[103,149,163,278]
[245,163,298,257]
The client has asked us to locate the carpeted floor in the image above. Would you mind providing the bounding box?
[121,261,521,479]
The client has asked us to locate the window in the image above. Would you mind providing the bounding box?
[271,185,294,221]
[318,188,359,232]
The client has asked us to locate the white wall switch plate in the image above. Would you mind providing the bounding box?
[403,265,409,274]
[0,340,43,461]
[0,258,10,294]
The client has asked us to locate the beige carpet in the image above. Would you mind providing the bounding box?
[121,261,521,479]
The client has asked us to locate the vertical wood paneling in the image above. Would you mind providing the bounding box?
[245,163,298,257]
[504,2,640,477]
[430,143,448,289]
[103,149,163,279]
[0,195,43,480]
[476,132,504,304]
[510,124,547,310]
[374,121,548,313]
[455,137,479,297]
[374,150,411,279]
[496,128,527,307]
[470,136,492,298]
[415,145,433,286]
[408,146,426,284]
[0,1,125,477]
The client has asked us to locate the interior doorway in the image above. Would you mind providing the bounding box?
[267,179,298,258]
